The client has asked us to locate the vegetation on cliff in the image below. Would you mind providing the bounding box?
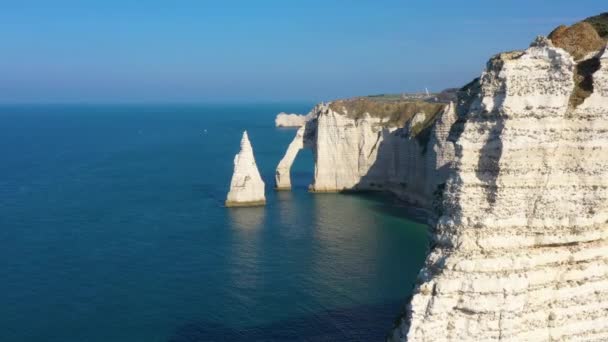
[547,15,607,108]
[549,22,604,60]
[328,97,445,128]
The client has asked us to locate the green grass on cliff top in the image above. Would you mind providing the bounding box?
[328,97,446,129]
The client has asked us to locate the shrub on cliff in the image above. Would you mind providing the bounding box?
[547,13,607,108]
[548,21,604,60]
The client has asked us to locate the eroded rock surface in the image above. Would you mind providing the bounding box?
[390,36,608,341]
[226,131,266,207]
[311,100,453,207]
[275,98,454,207]
[275,126,306,190]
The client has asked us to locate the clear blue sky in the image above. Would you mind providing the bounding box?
[0,1,605,103]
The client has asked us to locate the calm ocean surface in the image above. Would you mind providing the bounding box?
[0,104,429,342]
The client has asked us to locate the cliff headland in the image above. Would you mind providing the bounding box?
[275,12,608,341]
[275,90,457,211]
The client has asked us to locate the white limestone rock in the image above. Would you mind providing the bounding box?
[275,112,312,127]
[311,103,389,192]
[425,102,457,202]
[303,102,455,207]
[405,112,427,135]
[390,38,608,341]
[225,131,266,207]
[275,126,305,190]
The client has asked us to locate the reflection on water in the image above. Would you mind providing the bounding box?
[228,207,266,231]
[310,193,382,307]
[275,191,310,240]
[227,207,266,296]
[218,189,428,340]
[276,191,295,226]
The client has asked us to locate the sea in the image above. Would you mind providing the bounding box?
[0,104,429,342]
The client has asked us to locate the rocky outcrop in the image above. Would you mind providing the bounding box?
[310,102,393,193]
[269,13,608,342]
[390,33,608,341]
[310,99,455,208]
[275,112,312,127]
[225,131,266,207]
[275,98,455,207]
[275,126,305,190]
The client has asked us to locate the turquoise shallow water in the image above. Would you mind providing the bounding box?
[0,104,429,341]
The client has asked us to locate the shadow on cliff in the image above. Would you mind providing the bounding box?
[353,128,401,192]
[447,77,504,207]
[167,300,404,342]
[475,118,504,206]
[349,125,445,218]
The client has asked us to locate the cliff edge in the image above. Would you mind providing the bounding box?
[390,18,608,341]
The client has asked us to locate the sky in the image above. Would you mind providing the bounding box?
[0,1,605,103]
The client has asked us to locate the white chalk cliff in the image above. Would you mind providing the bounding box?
[275,112,312,127]
[390,36,608,341]
[275,126,306,190]
[275,101,455,207]
[226,131,266,207]
[272,14,608,341]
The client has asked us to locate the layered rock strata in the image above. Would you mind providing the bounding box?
[275,100,455,207]
[226,131,266,207]
[390,36,608,341]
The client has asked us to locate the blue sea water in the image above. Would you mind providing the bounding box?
[0,104,429,342]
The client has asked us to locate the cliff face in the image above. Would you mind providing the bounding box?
[390,37,608,341]
[312,100,455,207]
[271,14,608,341]
[276,99,455,207]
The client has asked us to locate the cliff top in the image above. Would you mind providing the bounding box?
[327,88,455,129]
[358,88,457,104]
[328,97,446,128]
